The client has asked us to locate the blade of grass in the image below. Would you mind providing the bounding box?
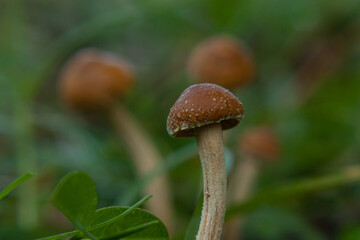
[0,172,35,200]
[35,230,78,240]
[226,165,360,220]
[36,219,158,240]
[102,220,159,240]
[34,195,152,240]
[13,94,39,229]
[74,221,98,240]
[89,195,152,231]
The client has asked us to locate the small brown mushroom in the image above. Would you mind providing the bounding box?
[59,49,134,110]
[224,126,280,240]
[58,48,175,233]
[240,126,280,162]
[167,83,244,240]
[187,35,256,90]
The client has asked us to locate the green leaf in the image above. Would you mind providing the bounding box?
[0,172,35,200]
[75,221,98,240]
[89,195,152,232]
[35,231,78,240]
[51,171,98,228]
[73,206,169,240]
[35,195,152,240]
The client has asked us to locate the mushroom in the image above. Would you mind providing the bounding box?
[58,48,175,233]
[224,126,280,240]
[187,35,255,89]
[167,83,244,240]
[59,49,134,110]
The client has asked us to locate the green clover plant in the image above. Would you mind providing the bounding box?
[36,171,169,240]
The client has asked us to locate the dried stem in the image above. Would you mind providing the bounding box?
[110,104,175,234]
[196,123,227,240]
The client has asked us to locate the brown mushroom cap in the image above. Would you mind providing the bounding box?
[167,83,244,138]
[59,48,135,110]
[187,36,255,89]
[240,126,280,161]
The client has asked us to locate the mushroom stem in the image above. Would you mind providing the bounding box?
[196,123,227,240]
[224,153,258,240]
[110,103,175,234]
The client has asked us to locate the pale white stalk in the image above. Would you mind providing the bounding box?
[110,104,175,234]
[196,123,227,240]
[224,153,258,240]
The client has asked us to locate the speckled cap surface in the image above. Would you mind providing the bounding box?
[167,83,244,138]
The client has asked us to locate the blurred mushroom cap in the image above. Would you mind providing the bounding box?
[59,48,135,110]
[240,126,280,161]
[167,83,244,138]
[187,35,255,89]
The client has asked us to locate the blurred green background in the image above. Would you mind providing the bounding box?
[0,0,360,239]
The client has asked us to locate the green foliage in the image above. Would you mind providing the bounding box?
[339,226,360,240]
[1,0,360,238]
[226,166,360,219]
[245,207,325,240]
[37,171,168,240]
[0,172,35,200]
[51,171,97,228]
[74,207,168,240]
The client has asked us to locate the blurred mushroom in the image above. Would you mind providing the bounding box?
[224,126,280,240]
[58,48,175,232]
[187,35,256,89]
[167,83,244,240]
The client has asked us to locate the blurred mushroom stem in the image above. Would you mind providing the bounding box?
[110,103,175,234]
[224,153,258,240]
[196,123,227,240]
